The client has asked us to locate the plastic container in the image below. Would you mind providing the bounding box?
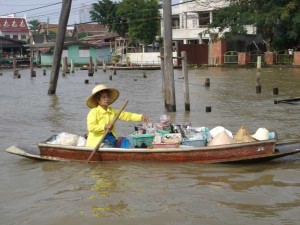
[130,133,155,148]
[181,139,206,147]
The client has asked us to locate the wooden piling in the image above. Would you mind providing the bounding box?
[85,79,89,84]
[71,59,74,73]
[182,51,190,111]
[13,57,18,75]
[206,106,212,112]
[43,69,46,75]
[160,49,165,102]
[163,0,176,112]
[30,57,36,77]
[256,85,261,94]
[113,68,117,75]
[273,88,279,95]
[103,63,106,72]
[88,56,94,76]
[205,78,210,87]
[94,59,97,72]
[31,71,36,77]
[64,57,70,74]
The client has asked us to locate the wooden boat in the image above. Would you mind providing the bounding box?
[5,137,300,163]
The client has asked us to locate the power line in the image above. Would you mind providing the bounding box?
[0,2,62,17]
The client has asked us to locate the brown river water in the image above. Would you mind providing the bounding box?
[0,67,299,225]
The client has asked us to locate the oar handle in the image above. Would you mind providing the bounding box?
[86,100,129,163]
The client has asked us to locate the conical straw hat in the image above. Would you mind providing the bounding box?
[86,84,119,108]
[234,125,256,143]
[208,131,236,146]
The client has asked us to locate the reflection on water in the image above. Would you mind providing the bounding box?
[0,67,299,225]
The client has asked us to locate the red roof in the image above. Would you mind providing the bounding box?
[0,17,29,32]
[74,24,107,36]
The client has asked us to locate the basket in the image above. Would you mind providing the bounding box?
[131,133,155,148]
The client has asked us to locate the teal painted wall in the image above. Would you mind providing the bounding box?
[41,44,111,65]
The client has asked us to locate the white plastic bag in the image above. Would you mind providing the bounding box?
[76,136,87,147]
[55,132,79,146]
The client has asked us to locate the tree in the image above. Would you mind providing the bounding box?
[28,19,41,33]
[90,0,128,36]
[209,0,300,51]
[116,0,160,46]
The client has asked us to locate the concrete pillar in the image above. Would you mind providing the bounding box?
[238,52,250,65]
[294,52,300,65]
[265,52,275,65]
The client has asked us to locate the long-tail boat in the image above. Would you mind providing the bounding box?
[5,136,300,163]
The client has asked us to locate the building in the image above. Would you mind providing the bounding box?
[0,15,30,41]
[160,0,261,65]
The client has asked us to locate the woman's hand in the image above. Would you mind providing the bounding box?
[141,115,149,122]
[105,124,114,131]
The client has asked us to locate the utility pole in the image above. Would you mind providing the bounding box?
[48,0,72,95]
[163,0,176,112]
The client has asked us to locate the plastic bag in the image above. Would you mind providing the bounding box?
[76,136,87,147]
[54,132,79,146]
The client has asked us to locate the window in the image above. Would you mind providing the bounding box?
[198,12,210,26]
[21,35,27,40]
[79,47,90,57]
[5,35,10,39]
[13,35,18,40]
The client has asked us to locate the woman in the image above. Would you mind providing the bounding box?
[86,84,148,147]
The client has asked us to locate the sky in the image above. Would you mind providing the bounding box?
[0,0,103,25]
[0,0,180,26]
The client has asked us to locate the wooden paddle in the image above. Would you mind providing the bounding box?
[86,100,129,163]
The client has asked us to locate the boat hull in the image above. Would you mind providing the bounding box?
[38,140,276,163]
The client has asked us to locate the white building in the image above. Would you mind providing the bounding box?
[161,0,256,44]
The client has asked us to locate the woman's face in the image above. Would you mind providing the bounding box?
[97,91,111,108]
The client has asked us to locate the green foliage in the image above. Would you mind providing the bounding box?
[90,0,160,45]
[90,0,128,36]
[116,0,160,45]
[28,19,41,32]
[112,54,121,63]
[210,0,300,50]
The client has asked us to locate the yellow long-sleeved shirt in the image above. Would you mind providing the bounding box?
[86,105,142,147]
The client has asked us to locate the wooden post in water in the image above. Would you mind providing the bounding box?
[256,74,261,94]
[48,0,72,94]
[70,59,74,73]
[43,69,46,76]
[103,62,106,72]
[163,0,176,112]
[88,56,94,76]
[64,57,69,74]
[273,88,279,95]
[13,56,18,76]
[205,78,210,87]
[181,51,190,111]
[30,57,36,77]
[160,48,166,105]
[94,59,97,72]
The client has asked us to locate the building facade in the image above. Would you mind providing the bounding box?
[0,16,30,41]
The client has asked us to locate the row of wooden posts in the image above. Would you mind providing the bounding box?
[160,53,281,113]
